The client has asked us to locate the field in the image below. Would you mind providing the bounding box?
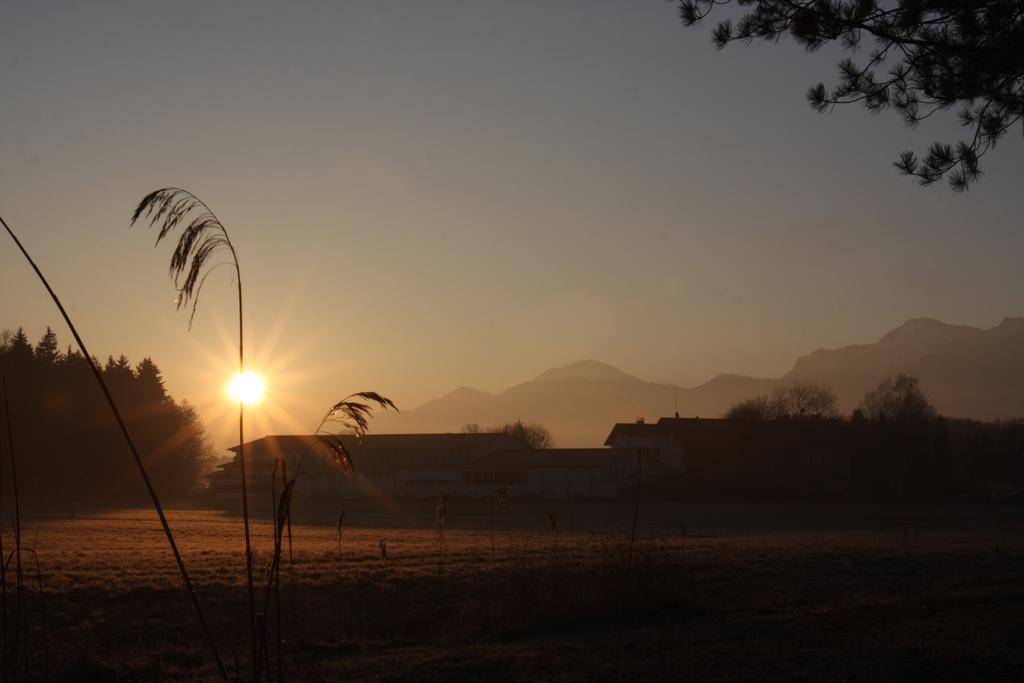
[12,500,1024,681]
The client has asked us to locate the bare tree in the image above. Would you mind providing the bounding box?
[725,382,839,419]
[770,382,840,419]
[488,420,553,449]
[725,395,774,420]
[859,374,937,423]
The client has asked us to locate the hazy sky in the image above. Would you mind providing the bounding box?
[2,1,1021,450]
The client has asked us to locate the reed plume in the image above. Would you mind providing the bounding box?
[316,392,398,477]
[0,213,226,679]
[256,392,395,676]
[288,392,397,484]
[131,188,257,678]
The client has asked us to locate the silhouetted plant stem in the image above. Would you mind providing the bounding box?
[0,398,6,683]
[238,287,258,682]
[29,543,48,681]
[616,450,643,683]
[286,508,294,571]
[256,481,293,677]
[234,256,258,681]
[628,448,643,572]
[270,461,283,683]
[489,484,509,567]
[436,496,448,582]
[274,531,283,683]
[489,497,496,564]
[254,394,395,673]
[0,213,227,681]
[336,511,345,560]
[131,188,257,679]
[3,380,24,682]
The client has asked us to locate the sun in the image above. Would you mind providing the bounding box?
[226,371,266,404]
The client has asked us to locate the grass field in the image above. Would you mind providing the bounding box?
[12,501,1024,680]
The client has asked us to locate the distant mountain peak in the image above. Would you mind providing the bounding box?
[708,372,759,383]
[879,317,979,344]
[533,360,640,384]
[996,316,1024,332]
[443,386,491,399]
[379,315,1024,447]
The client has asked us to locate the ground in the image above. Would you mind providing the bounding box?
[9,500,1024,680]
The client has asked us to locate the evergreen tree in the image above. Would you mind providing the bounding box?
[4,327,33,366]
[135,358,169,405]
[104,354,135,390]
[34,326,59,365]
[0,325,211,501]
[59,345,84,365]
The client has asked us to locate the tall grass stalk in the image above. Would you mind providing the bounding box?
[28,535,49,680]
[489,484,509,565]
[0,213,227,680]
[255,475,294,678]
[131,188,257,678]
[269,461,283,682]
[336,511,345,560]
[618,449,645,679]
[255,393,394,677]
[547,512,558,553]
[436,496,448,580]
[1,379,21,682]
[628,448,643,571]
[0,384,6,683]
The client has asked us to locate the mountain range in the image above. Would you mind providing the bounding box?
[373,317,1024,446]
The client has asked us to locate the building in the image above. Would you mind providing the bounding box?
[605,416,853,498]
[206,431,682,503]
[208,432,522,503]
[464,448,641,500]
[205,416,987,505]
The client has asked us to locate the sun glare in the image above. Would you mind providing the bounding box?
[226,371,266,404]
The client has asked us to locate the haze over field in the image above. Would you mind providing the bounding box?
[376,316,1024,445]
[1,1,1022,451]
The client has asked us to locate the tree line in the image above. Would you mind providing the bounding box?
[725,374,939,423]
[723,375,1022,501]
[0,326,212,504]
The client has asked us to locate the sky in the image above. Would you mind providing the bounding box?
[1,1,1021,451]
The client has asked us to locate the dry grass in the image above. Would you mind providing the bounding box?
[12,503,1024,681]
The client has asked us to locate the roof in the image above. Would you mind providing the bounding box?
[228,432,528,458]
[467,448,644,471]
[605,416,850,445]
[603,419,675,445]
